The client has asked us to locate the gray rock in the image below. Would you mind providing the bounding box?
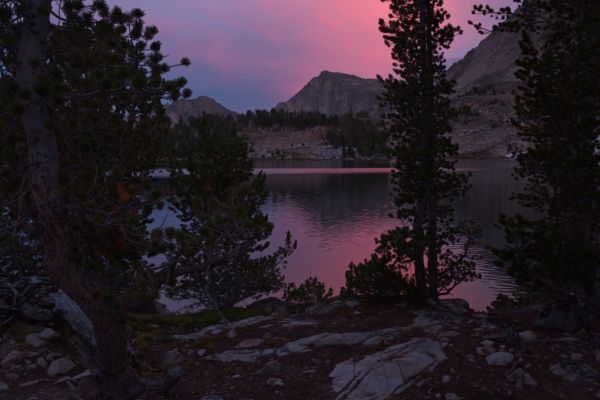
[518,330,537,342]
[236,338,264,349]
[276,327,405,356]
[226,329,237,339]
[173,316,273,340]
[25,334,46,348]
[38,328,59,341]
[257,360,282,376]
[507,368,537,387]
[570,353,584,361]
[485,352,514,367]
[445,394,460,400]
[200,395,224,400]
[0,381,7,391]
[1,350,24,367]
[345,300,361,308]
[163,350,184,367]
[306,301,344,315]
[330,338,445,400]
[442,375,452,384]
[281,319,319,328]
[266,377,284,387]
[209,349,265,363]
[196,349,206,357]
[47,357,76,376]
[36,357,47,369]
[550,361,600,383]
[480,340,496,354]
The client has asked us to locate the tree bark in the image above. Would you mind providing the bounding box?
[419,0,439,300]
[15,2,142,399]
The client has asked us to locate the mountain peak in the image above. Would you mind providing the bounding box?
[166,96,237,123]
[276,71,383,116]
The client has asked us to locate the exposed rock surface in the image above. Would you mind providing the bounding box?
[276,71,383,117]
[330,338,445,400]
[486,352,514,367]
[47,357,76,377]
[166,96,238,123]
[447,30,521,92]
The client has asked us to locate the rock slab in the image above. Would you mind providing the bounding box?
[47,357,76,377]
[330,338,445,400]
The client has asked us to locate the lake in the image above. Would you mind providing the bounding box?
[255,158,525,311]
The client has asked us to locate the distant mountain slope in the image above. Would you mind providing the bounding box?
[447,29,522,92]
[275,71,383,117]
[166,96,237,123]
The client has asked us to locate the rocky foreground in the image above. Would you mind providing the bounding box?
[1,298,600,400]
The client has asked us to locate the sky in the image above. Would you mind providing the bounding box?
[108,0,514,112]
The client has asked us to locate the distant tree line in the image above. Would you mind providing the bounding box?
[325,113,389,157]
[179,109,390,158]
[237,108,338,129]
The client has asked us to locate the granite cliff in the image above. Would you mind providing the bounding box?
[275,71,383,117]
[166,96,237,123]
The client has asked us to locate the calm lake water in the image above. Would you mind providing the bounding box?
[255,158,525,311]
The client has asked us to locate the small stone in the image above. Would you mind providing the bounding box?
[442,375,452,384]
[47,357,76,377]
[5,373,18,381]
[266,377,284,387]
[0,381,8,391]
[346,300,360,308]
[196,349,206,357]
[480,340,496,354]
[200,395,223,400]
[36,356,47,368]
[236,338,264,349]
[518,330,537,342]
[486,352,514,367]
[38,328,59,341]
[507,368,537,386]
[25,334,46,348]
[262,332,274,340]
[163,350,184,367]
[256,360,282,376]
[226,329,237,339]
[1,350,24,367]
[445,394,460,400]
[302,369,317,374]
[570,353,584,361]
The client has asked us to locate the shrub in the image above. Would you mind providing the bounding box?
[282,277,334,304]
[343,254,416,302]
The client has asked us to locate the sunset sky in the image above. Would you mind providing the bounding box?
[109,0,514,112]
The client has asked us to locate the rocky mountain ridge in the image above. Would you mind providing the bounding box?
[275,71,383,117]
[166,28,524,157]
[166,95,237,123]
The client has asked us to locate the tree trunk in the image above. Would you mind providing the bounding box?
[419,0,439,299]
[413,212,428,298]
[15,2,142,399]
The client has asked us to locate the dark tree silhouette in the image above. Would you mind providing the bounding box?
[472,1,600,298]
[345,0,479,301]
[163,116,295,310]
[0,1,190,397]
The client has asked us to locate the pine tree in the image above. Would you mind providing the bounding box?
[163,115,295,310]
[473,1,600,297]
[345,0,479,301]
[0,1,190,397]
